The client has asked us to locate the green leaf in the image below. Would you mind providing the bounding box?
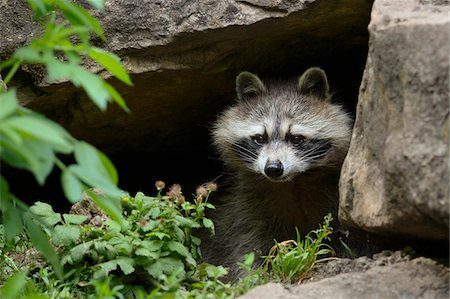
[96,147,119,185]
[149,207,161,219]
[63,214,87,225]
[73,141,119,190]
[94,241,117,259]
[0,136,54,185]
[174,215,200,229]
[141,220,159,232]
[105,219,121,233]
[202,218,215,230]
[61,167,86,203]
[111,237,133,255]
[42,50,130,112]
[94,260,119,279]
[0,270,27,299]
[52,224,81,246]
[70,156,122,200]
[0,89,18,121]
[117,257,135,275]
[94,257,135,279]
[88,47,132,85]
[167,241,196,267]
[27,0,52,18]
[167,241,190,257]
[0,180,25,242]
[135,247,160,259]
[173,225,185,243]
[54,0,104,39]
[145,257,184,279]
[85,0,105,9]
[191,236,201,246]
[44,57,110,111]
[24,139,55,185]
[103,82,130,112]
[0,176,10,201]
[86,190,125,228]
[13,47,42,64]
[72,164,122,198]
[29,202,62,227]
[146,232,170,240]
[24,213,63,278]
[0,125,23,145]
[2,115,73,153]
[141,240,164,251]
[68,241,93,263]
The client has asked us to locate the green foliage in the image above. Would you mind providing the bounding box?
[1,193,335,298]
[0,271,28,299]
[263,214,334,283]
[1,184,217,298]
[0,0,132,278]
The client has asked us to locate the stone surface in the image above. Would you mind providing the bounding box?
[0,0,373,195]
[339,0,450,242]
[239,251,450,299]
[0,0,371,157]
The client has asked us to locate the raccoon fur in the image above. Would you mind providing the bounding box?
[202,67,352,279]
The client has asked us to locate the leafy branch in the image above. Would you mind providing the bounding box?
[0,0,132,278]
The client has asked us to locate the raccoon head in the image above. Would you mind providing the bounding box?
[213,67,351,182]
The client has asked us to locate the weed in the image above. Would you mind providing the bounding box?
[263,214,334,283]
[0,186,335,298]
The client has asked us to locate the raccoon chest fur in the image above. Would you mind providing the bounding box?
[203,67,352,279]
[229,170,339,241]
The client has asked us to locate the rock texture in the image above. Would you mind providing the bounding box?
[0,0,371,157]
[339,0,450,242]
[239,251,449,299]
[0,0,373,194]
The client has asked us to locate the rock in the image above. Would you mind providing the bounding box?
[0,0,37,61]
[239,251,450,299]
[239,283,293,299]
[0,0,373,197]
[339,0,450,243]
[0,0,371,158]
[70,189,109,228]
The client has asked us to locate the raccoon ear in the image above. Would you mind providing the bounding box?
[236,72,267,101]
[297,67,329,99]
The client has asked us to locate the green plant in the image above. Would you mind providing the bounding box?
[0,0,132,277]
[183,253,268,299]
[1,182,218,298]
[1,194,336,298]
[262,214,334,283]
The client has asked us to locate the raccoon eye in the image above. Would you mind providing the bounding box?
[251,134,266,145]
[288,134,305,145]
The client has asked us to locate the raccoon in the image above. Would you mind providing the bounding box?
[202,67,352,278]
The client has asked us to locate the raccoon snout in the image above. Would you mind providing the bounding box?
[264,160,284,179]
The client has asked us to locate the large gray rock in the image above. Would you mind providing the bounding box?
[0,0,372,156]
[239,252,449,299]
[339,0,450,242]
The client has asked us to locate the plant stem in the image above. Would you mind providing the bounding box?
[3,61,21,86]
[54,157,67,171]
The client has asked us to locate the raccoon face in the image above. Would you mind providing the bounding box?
[231,125,334,182]
[213,67,351,182]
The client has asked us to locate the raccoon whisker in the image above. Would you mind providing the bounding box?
[257,174,267,182]
[302,152,329,163]
[232,142,258,157]
[231,143,258,161]
[230,151,257,163]
[301,143,332,160]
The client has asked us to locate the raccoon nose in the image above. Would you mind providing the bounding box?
[264,160,284,178]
